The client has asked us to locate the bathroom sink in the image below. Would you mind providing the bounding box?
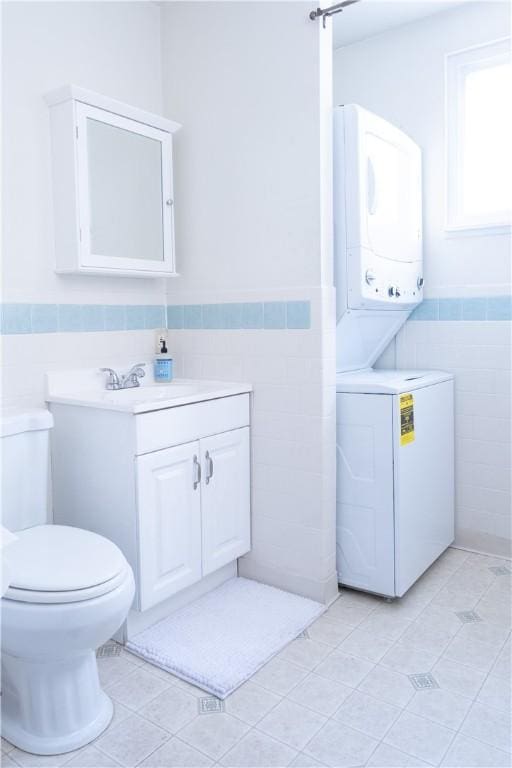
[100,381,206,403]
[46,375,252,414]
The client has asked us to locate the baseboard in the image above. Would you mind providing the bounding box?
[450,542,512,561]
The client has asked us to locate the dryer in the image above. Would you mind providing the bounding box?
[334,106,454,597]
[334,104,423,373]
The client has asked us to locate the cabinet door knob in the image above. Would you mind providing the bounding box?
[166,199,174,207]
[205,451,214,485]
[192,455,201,490]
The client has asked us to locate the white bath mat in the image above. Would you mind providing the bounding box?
[126,577,324,699]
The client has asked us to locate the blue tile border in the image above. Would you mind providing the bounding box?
[58,304,82,333]
[125,305,145,331]
[144,305,166,330]
[81,304,105,332]
[203,304,225,330]
[0,300,313,334]
[225,303,244,329]
[1,296,509,334]
[0,301,311,334]
[439,298,462,321]
[408,296,512,322]
[168,301,310,330]
[167,304,185,329]
[286,301,311,329]
[184,304,203,329]
[462,297,487,321]
[242,302,263,329]
[104,305,126,332]
[31,304,59,334]
[0,303,167,335]
[487,295,512,321]
[1,304,31,334]
[408,299,439,321]
[264,301,286,329]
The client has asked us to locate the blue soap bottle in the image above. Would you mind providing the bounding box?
[154,339,173,382]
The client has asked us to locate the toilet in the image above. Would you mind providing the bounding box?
[1,409,135,756]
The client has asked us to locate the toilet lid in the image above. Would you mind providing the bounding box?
[7,525,127,593]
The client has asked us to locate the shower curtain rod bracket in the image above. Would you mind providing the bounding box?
[309,0,361,28]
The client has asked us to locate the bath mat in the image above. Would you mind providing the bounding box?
[126,577,324,699]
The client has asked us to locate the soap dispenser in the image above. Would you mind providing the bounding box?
[154,338,173,382]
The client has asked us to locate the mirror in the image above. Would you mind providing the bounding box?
[87,118,164,262]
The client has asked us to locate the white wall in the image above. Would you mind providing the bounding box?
[333,0,511,298]
[1,2,166,407]
[161,2,338,603]
[395,320,511,558]
[334,1,511,558]
[161,1,332,294]
[2,0,166,306]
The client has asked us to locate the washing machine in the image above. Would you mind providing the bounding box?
[336,369,454,598]
[333,106,454,597]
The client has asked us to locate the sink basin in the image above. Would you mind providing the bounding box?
[46,375,252,414]
[100,381,206,403]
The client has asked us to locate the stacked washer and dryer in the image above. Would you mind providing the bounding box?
[333,105,455,599]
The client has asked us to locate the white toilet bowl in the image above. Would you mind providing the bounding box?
[1,524,134,755]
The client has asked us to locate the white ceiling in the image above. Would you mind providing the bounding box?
[332,1,468,49]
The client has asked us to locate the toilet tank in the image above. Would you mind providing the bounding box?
[0,409,53,532]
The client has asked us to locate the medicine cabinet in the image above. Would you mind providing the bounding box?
[45,85,181,277]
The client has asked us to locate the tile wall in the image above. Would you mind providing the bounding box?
[165,287,338,605]
[393,316,511,559]
[0,329,158,410]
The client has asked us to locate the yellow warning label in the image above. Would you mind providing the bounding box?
[400,393,415,446]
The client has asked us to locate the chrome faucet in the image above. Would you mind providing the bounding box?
[100,363,146,390]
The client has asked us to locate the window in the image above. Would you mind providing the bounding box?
[446,38,512,232]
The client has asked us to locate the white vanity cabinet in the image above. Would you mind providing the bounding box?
[137,428,250,610]
[45,85,181,277]
[50,388,251,614]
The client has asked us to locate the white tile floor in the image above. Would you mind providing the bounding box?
[2,548,511,768]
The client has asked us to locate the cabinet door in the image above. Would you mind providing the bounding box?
[201,428,251,576]
[75,102,175,276]
[136,442,202,610]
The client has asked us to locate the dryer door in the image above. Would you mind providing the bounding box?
[364,130,421,265]
[338,104,422,311]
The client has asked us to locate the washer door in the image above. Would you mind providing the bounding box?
[336,392,396,597]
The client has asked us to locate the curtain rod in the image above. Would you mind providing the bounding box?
[309,0,361,27]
